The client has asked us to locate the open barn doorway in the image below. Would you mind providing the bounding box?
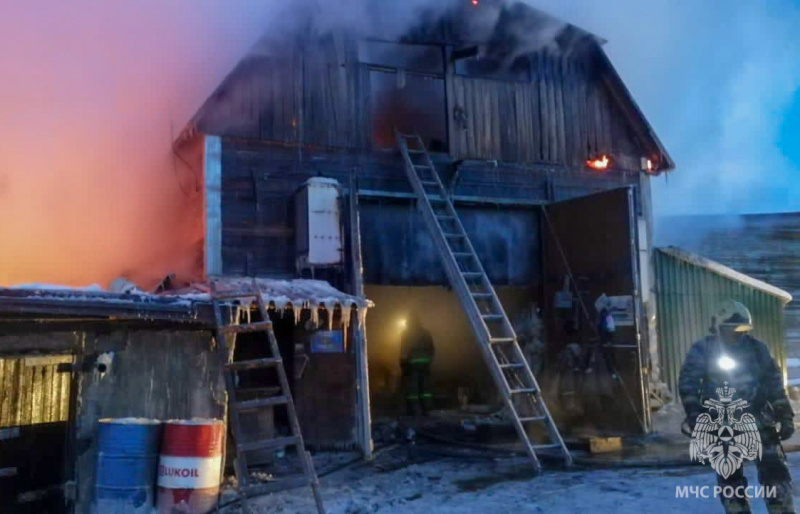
[540,187,649,436]
[364,285,537,420]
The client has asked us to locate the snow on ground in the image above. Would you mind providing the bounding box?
[237,451,800,514]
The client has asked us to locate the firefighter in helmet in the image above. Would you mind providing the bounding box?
[400,311,435,415]
[679,300,796,513]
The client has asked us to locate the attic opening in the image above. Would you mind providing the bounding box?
[359,41,448,152]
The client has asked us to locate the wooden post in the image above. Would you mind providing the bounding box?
[204,135,223,278]
[443,44,455,158]
[349,169,373,459]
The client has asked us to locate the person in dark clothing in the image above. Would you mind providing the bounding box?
[679,300,795,514]
[400,312,435,416]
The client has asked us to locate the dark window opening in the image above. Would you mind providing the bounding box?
[369,71,447,152]
[455,53,532,82]
[358,40,444,75]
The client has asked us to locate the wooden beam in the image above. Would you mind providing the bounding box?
[204,136,223,277]
[444,45,456,159]
[353,189,548,207]
[349,170,373,460]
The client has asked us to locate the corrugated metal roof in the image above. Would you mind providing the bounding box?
[658,247,792,304]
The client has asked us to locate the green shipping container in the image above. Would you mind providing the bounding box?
[654,247,793,396]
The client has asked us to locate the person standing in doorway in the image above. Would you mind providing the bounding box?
[400,312,435,416]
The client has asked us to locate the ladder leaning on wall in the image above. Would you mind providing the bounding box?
[395,129,572,473]
[210,279,326,513]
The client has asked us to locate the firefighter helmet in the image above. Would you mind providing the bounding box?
[711,300,754,334]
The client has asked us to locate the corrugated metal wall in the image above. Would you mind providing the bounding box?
[654,249,788,396]
[656,213,800,360]
[0,355,72,428]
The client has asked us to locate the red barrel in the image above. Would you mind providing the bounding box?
[156,419,224,514]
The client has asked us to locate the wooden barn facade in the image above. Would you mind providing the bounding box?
[174,1,674,439]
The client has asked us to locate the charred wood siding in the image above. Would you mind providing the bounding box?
[219,139,641,282]
[195,36,648,171]
[219,141,410,277]
[449,51,643,169]
[359,203,540,286]
[196,36,368,149]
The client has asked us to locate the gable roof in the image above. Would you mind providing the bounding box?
[178,1,673,173]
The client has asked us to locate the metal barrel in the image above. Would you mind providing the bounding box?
[94,418,162,514]
[157,419,224,514]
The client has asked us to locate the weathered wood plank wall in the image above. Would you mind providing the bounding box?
[74,329,224,514]
[197,35,368,149]
[219,139,641,282]
[449,50,642,168]
[195,35,648,171]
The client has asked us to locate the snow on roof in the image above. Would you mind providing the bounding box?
[0,278,372,327]
[169,278,372,311]
[11,283,106,292]
[164,277,373,330]
[0,284,212,323]
[658,246,793,304]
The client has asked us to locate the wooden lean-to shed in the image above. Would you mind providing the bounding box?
[0,286,224,513]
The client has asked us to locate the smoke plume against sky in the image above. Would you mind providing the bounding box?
[529,0,800,216]
[0,0,282,287]
[0,0,797,287]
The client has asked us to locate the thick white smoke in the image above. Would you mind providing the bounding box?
[527,0,800,216]
[1,0,795,289]
[0,0,290,288]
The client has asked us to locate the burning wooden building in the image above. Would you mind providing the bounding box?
[170,0,673,455]
[0,1,685,511]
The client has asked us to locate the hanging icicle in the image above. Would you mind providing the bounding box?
[340,306,351,338]
[357,305,368,329]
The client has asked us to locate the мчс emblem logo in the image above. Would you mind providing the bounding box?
[690,382,762,478]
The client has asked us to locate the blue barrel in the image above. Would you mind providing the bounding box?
[94,418,162,514]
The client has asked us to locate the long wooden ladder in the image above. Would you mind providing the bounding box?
[395,130,572,472]
[211,279,326,513]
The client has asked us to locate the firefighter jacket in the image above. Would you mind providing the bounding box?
[400,327,435,365]
[679,335,793,423]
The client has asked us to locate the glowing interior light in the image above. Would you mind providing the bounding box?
[718,355,737,371]
[471,0,479,5]
[398,318,407,330]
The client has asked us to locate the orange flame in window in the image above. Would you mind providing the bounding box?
[586,155,610,170]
